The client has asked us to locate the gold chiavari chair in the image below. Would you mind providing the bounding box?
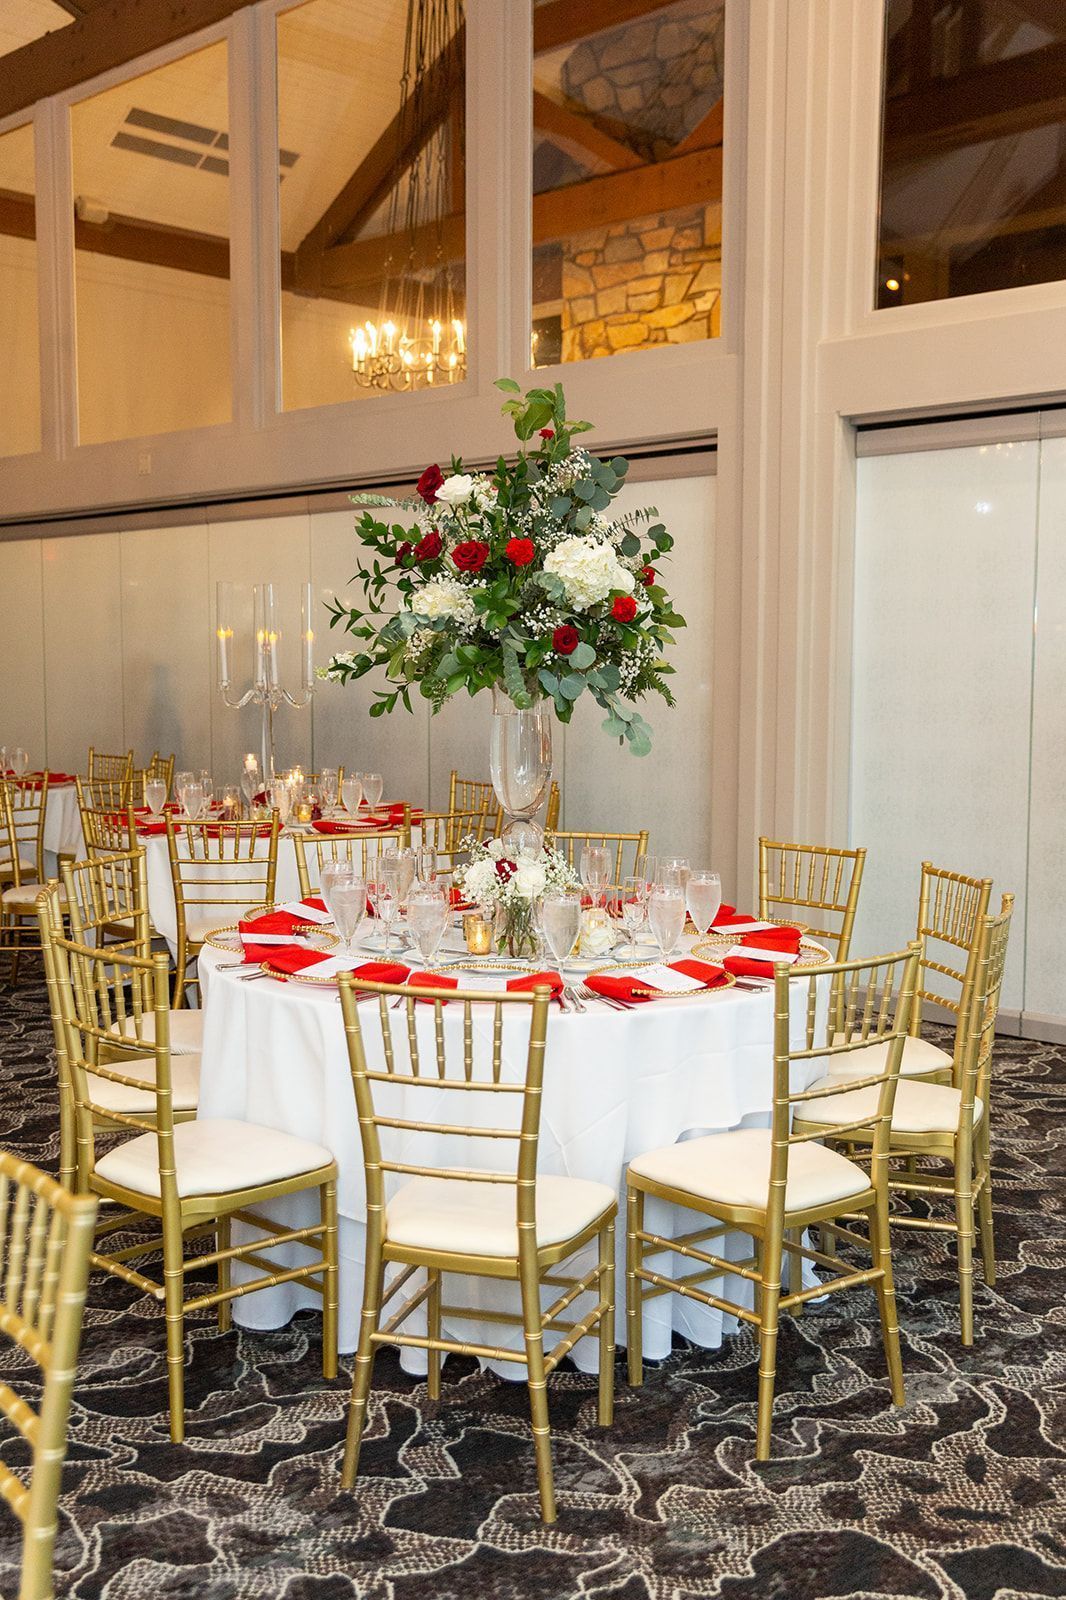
[76,775,137,858]
[291,822,410,900]
[86,747,133,784]
[759,838,866,1035]
[131,751,175,806]
[337,971,617,1523]
[418,802,494,876]
[546,828,649,896]
[0,1149,96,1600]
[794,895,1013,1345]
[447,773,561,835]
[1,776,65,985]
[626,942,921,1459]
[37,891,338,1442]
[166,814,281,1005]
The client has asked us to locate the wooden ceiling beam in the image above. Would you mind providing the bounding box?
[883,40,1066,163]
[673,98,724,156]
[533,0,681,55]
[532,90,642,171]
[0,0,259,123]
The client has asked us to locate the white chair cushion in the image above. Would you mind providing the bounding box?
[828,1034,953,1080]
[386,1173,616,1257]
[628,1128,871,1214]
[107,1009,203,1056]
[799,1076,982,1136]
[95,1118,333,1199]
[88,1054,200,1115]
[2,882,66,909]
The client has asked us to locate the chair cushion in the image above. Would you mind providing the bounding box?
[828,1034,953,1080]
[107,1009,203,1056]
[2,882,67,909]
[386,1174,616,1257]
[799,1076,982,1136]
[88,1054,200,1115]
[628,1128,870,1214]
[95,1118,333,1199]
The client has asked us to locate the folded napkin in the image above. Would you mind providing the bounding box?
[312,817,391,834]
[448,886,477,911]
[585,958,729,1003]
[412,969,564,1000]
[263,949,412,982]
[710,902,738,926]
[239,900,333,957]
[136,819,169,836]
[722,926,802,980]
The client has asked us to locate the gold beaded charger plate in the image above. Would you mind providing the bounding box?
[691,935,831,969]
[203,923,339,954]
[587,957,736,999]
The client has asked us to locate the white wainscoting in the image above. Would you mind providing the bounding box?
[0,472,715,859]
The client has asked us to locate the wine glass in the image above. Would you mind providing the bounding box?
[367,863,399,955]
[10,748,28,778]
[178,778,203,820]
[318,768,338,813]
[393,847,417,911]
[648,888,686,959]
[580,844,611,909]
[687,869,722,939]
[659,856,690,897]
[240,758,260,810]
[618,875,648,954]
[416,846,437,886]
[322,862,367,955]
[144,778,167,817]
[539,892,582,969]
[341,775,364,818]
[362,772,383,812]
[408,886,449,966]
[269,778,293,827]
[199,772,214,814]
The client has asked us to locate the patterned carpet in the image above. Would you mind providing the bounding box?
[0,977,1063,1600]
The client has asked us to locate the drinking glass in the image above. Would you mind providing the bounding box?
[198,773,214,814]
[144,778,167,816]
[407,887,449,966]
[269,778,293,827]
[220,783,242,821]
[178,779,204,820]
[416,846,437,886]
[648,888,686,959]
[322,863,367,954]
[580,844,611,909]
[240,759,260,808]
[10,748,27,777]
[341,775,364,818]
[362,772,383,811]
[618,875,648,954]
[540,893,582,968]
[687,870,722,939]
[367,864,400,954]
[659,856,690,896]
[318,768,338,812]
[393,848,417,904]
[0,747,7,775]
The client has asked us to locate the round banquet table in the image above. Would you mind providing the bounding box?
[196,939,830,1372]
[43,781,84,870]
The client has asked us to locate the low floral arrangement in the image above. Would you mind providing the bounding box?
[321,379,685,755]
[454,835,579,957]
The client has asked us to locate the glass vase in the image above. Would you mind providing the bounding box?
[489,684,553,854]
[495,898,539,960]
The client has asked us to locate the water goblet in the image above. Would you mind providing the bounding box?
[648,888,686,959]
[686,869,722,940]
[323,863,367,956]
[408,886,449,967]
[362,772,383,812]
[240,759,260,809]
[540,892,582,970]
[11,748,28,778]
[618,875,648,954]
[341,775,364,819]
[318,768,338,813]
[144,778,167,817]
[178,779,203,821]
[658,857,690,897]
[367,864,400,955]
[580,844,611,909]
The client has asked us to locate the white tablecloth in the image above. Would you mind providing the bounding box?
[142,833,304,952]
[43,782,83,868]
[197,941,828,1368]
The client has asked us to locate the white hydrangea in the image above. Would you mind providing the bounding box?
[435,472,476,507]
[461,858,499,903]
[543,535,635,611]
[409,577,475,624]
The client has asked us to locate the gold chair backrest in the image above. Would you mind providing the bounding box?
[0,776,48,887]
[758,838,866,959]
[546,829,649,893]
[131,751,176,806]
[41,876,156,1060]
[76,776,137,858]
[419,803,494,866]
[959,893,1014,1128]
[778,943,921,1213]
[165,815,281,941]
[291,824,411,899]
[338,974,553,1263]
[912,861,993,1036]
[86,747,133,784]
[61,848,152,958]
[0,1147,96,1600]
[448,773,560,834]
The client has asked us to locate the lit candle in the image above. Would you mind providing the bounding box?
[431,319,441,355]
[464,913,493,956]
[453,318,465,355]
[216,624,232,685]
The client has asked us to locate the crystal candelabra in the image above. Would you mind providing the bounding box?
[215,582,314,780]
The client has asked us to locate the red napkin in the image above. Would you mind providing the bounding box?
[710,902,738,927]
[238,900,332,958]
[20,771,76,788]
[448,886,476,911]
[722,926,802,980]
[136,819,169,836]
[585,958,730,1003]
[312,817,391,834]
[263,948,412,982]
[408,970,564,1001]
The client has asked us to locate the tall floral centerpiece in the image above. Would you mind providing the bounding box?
[321,380,685,848]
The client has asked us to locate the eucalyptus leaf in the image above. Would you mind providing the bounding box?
[559,674,585,701]
[569,641,596,669]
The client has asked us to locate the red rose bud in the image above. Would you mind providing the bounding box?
[452,540,489,574]
[611,595,638,623]
[413,530,443,562]
[395,541,413,563]
[505,537,535,566]
[415,463,444,504]
[640,565,655,586]
[495,858,518,882]
[553,624,579,656]
[539,428,555,439]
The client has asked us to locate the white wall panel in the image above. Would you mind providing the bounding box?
[0,539,45,761]
[851,443,1037,1013]
[120,523,212,774]
[40,532,124,772]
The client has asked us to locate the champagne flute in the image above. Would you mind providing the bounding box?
[408,886,449,966]
[580,844,611,910]
[240,758,260,810]
[416,846,437,886]
[341,775,364,819]
[362,772,383,812]
[198,773,214,815]
[144,778,167,817]
[619,875,648,955]
[659,856,690,897]
[687,869,722,940]
[10,748,28,778]
[318,768,338,813]
[540,892,582,969]
[648,888,686,959]
[367,863,399,954]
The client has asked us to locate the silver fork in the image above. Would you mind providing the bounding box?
[578,983,629,1011]
[563,984,586,1013]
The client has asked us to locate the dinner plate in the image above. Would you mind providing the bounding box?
[691,935,831,969]
[203,923,339,953]
[588,958,736,999]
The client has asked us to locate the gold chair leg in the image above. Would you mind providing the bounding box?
[519,1259,557,1524]
[869,1195,905,1405]
[171,950,187,1011]
[342,1233,384,1488]
[787,1228,803,1314]
[598,1218,615,1428]
[820,1219,838,1261]
[955,1180,976,1347]
[322,1179,339,1381]
[977,1175,996,1287]
[217,1215,232,1333]
[162,1225,186,1443]
[426,1269,442,1402]
[625,1186,644,1387]
[58,1085,76,1192]
[755,1225,783,1461]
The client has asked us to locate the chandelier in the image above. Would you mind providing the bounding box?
[350,0,466,391]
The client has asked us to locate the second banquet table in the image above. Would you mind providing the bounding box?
[196,938,829,1368]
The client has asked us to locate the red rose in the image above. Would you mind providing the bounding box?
[539,428,555,439]
[395,540,413,563]
[452,540,489,574]
[611,595,637,623]
[553,625,579,656]
[640,565,655,586]
[413,530,442,562]
[416,464,444,504]
[495,858,518,883]
[505,537,535,567]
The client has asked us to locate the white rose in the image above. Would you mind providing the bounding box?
[462,859,497,901]
[409,578,475,624]
[543,536,635,612]
[435,473,476,507]
[578,908,616,956]
[473,479,498,512]
[514,860,547,898]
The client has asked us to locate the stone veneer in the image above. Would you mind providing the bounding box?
[560,201,721,362]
